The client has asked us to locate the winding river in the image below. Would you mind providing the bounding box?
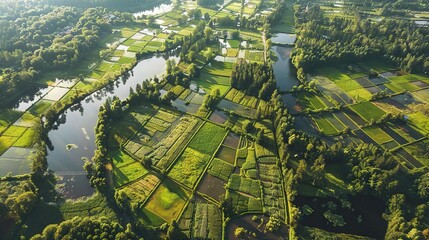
[47,53,179,199]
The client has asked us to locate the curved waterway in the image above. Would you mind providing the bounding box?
[47,52,179,199]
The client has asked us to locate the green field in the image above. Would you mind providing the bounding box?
[112,151,149,187]
[312,115,339,135]
[168,148,211,188]
[349,102,386,122]
[362,126,393,144]
[188,122,227,155]
[144,179,189,224]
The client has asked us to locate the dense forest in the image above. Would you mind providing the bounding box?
[291,5,429,74]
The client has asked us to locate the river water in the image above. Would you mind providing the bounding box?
[47,53,179,199]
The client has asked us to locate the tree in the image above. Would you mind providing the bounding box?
[231,30,240,40]
[296,160,307,182]
[311,155,325,183]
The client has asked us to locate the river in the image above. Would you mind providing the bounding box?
[47,53,179,199]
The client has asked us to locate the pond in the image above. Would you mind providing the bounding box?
[47,53,179,199]
[295,195,387,239]
[215,146,236,164]
[272,46,299,92]
[196,173,226,202]
[271,33,296,45]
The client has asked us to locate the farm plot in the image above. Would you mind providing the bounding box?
[218,99,257,119]
[191,203,222,240]
[257,161,287,220]
[208,158,235,182]
[225,88,259,108]
[226,188,263,214]
[334,111,359,130]
[60,193,116,220]
[178,200,223,239]
[404,139,429,167]
[195,72,230,96]
[168,122,227,188]
[117,174,160,207]
[108,105,157,147]
[112,151,149,188]
[215,146,236,164]
[0,147,35,176]
[349,102,386,123]
[143,179,190,225]
[296,92,326,111]
[197,172,227,201]
[362,126,393,145]
[311,115,340,136]
[202,61,234,77]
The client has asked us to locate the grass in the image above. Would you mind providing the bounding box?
[0,109,22,127]
[60,193,116,220]
[404,139,429,167]
[208,158,235,181]
[195,72,230,95]
[0,136,18,154]
[112,151,148,188]
[168,148,211,188]
[144,179,189,224]
[196,81,230,96]
[408,112,429,135]
[272,3,295,33]
[3,126,27,137]
[13,129,36,148]
[188,122,227,155]
[312,115,339,135]
[297,92,326,110]
[28,100,55,116]
[349,101,386,122]
[346,88,373,101]
[362,126,393,144]
[203,61,234,77]
[228,40,241,48]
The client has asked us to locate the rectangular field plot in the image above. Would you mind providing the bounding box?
[197,172,227,201]
[215,146,236,164]
[168,148,211,188]
[226,188,263,213]
[362,126,393,144]
[124,110,203,171]
[334,111,359,130]
[143,179,190,225]
[202,61,234,77]
[208,158,235,181]
[395,148,424,169]
[218,100,257,119]
[257,161,286,220]
[112,151,149,188]
[0,147,34,176]
[117,174,160,206]
[108,105,157,147]
[297,92,326,110]
[403,140,429,167]
[349,102,386,122]
[179,201,222,239]
[191,203,222,240]
[188,122,228,155]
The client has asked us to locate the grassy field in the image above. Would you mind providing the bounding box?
[362,126,393,144]
[312,115,339,135]
[272,2,295,33]
[188,122,227,155]
[203,62,234,77]
[168,148,211,188]
[60,193,117,220]
[144,179,189,224]
[112,151,149,188]
[349,101,386,122]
